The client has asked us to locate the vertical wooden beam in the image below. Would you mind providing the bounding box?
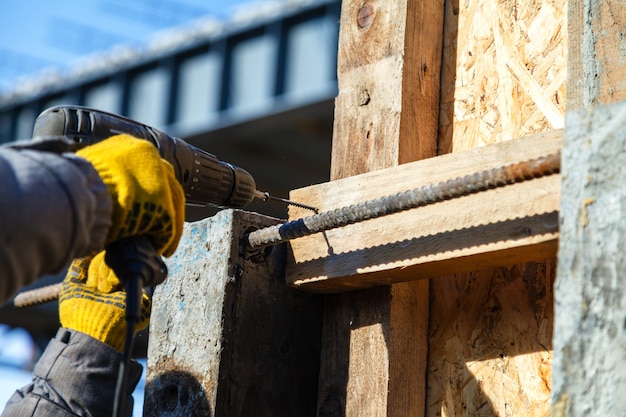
[330,1,443,178]
[567,0,626,109]
[317,1,444,416]
[552,100,626,416]
[145,210,323,416]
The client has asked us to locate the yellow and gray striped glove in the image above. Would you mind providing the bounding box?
[59,134,185,351]
[59,252,152,352]
[76,134,185,257]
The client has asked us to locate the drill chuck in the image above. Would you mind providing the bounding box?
[33,106,257,208]
[167,136,257,208]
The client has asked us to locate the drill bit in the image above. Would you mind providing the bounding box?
[254,191,319,213]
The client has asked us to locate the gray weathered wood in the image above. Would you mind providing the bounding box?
[144,209,323,417]
[552,100,626,416]
[567,0,626,109]
[316,0,444,415]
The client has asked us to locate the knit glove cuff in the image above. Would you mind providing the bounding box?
[59,253,151,352]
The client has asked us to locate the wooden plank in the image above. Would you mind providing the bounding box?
[316,1,444,416]
[330,0,444,178]
[145,210,323,416]
[567,0,626,109]
[287,130,561,293]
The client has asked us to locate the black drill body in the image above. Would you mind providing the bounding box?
[33,105,259,209]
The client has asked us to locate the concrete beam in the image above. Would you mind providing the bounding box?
[144,210,323,416]
[553,100,626,416]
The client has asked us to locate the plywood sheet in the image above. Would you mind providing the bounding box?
[427,262,554,417]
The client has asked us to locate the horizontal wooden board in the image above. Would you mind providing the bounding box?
[285,130,562,293]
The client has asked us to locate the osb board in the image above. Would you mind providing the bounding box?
[437,0,567,154]
[427,262,554,417]
[427,0,565,415]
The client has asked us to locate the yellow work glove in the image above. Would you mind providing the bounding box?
[76,134,185,257]
[59,252,152,352]
[59,134,185,351]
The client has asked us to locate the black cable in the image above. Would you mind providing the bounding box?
[113,277,141,417]
[106,237,167,417]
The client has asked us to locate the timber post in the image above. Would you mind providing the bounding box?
[314,1,444,416]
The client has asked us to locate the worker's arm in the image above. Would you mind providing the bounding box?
[0,134,185,303]
[1,328,143,417]
[1,135,185,417]
[0,146,112,302]
[1,253,152,417]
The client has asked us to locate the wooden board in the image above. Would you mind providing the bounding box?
[287,130,561,293]
[316,1,444,416]
[330,0,444,179]
[567,1,626,109]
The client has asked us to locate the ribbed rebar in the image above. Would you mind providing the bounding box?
[13,283,62,308]
[245,151,561,250]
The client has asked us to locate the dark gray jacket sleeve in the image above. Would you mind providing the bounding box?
[1,328,143,417]
[0,146,112,302]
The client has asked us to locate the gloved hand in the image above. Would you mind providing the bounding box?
[76,134,185,257]
[59,252,151,352]
[58,134,186,351]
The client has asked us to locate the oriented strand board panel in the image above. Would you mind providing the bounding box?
[427,0,566,416]
[427,262,555,417]
[438,0,567,154]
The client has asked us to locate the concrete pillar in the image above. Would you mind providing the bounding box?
[144,209,323,417]
[553,100,626,416]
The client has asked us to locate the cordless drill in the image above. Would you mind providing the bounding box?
[33,105,266,209]
[17,105,316,310]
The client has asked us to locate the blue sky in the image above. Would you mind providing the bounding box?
[0,0,258,93]
[0,0,258,410]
